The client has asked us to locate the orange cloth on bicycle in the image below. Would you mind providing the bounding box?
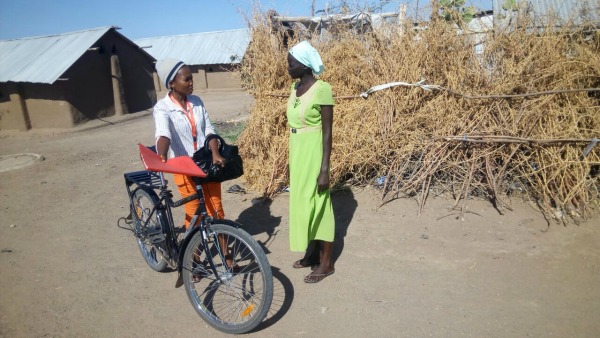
[174,174,224,229]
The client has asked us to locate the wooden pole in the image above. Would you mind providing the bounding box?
[152,70,161,93]
[110,54,128,116]
[398,4,407,35]
[9,85,31,130]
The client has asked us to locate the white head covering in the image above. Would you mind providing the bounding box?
[289,41,324,75]
[156,58,186,90]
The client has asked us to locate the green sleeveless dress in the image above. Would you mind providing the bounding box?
[286,80,335,252]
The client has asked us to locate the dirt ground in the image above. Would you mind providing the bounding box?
[1,89,599,338]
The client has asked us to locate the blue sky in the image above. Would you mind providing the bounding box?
[0,0,493,40]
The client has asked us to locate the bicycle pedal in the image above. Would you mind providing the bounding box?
[149,234,166,244]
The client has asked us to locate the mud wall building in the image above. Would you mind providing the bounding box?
[134,28,251,93]
[0,27,156,130]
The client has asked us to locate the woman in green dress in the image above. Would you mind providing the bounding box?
[286,41,335,283]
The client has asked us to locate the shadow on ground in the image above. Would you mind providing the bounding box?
[331,188,358,263]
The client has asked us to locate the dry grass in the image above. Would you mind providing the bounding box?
[237,10,600,223]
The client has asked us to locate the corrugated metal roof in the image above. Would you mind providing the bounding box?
[134,28,251,65]
[493,0,600,28]
[0,27,114,84]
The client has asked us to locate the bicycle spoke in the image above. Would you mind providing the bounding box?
[182,224,273,333]
[132,189,168,272]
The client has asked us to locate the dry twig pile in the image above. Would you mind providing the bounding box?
[238,13,600,222]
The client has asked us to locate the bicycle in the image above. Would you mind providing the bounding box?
[119,144,273,334]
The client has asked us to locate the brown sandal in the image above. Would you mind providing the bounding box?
[292,259,319,269]
[304,269,335,283]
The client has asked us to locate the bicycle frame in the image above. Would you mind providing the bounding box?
[124,169,241,277]
[121,145,274,334]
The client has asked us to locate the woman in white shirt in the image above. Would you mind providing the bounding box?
[153,59,236,274]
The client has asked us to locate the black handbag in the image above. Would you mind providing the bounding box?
[192,134,243,183]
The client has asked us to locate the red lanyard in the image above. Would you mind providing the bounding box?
[170,93,197,150]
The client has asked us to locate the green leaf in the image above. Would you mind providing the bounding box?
[464,6,475,15]
[440,0,453,7]
[502,0,518,11]
[455,0,466,7]
[462,12,474,23]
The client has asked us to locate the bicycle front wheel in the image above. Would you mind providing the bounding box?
[182,223,273,334]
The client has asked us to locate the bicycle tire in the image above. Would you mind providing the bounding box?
[182,223,273,334]
[131,188,169,272]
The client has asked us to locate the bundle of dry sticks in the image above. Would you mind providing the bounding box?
[237,14,600,222]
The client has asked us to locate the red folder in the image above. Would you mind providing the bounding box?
[138,144,206,178]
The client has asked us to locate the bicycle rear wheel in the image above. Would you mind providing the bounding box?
[131,188,169,272]
[182,223,273,334]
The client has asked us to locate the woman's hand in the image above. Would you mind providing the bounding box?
[317,171,329,193]
[212,153,226,167]
[156,136,171,163]
[208,137,226,167]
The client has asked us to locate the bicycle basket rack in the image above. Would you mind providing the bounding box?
[124,170,163,195]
